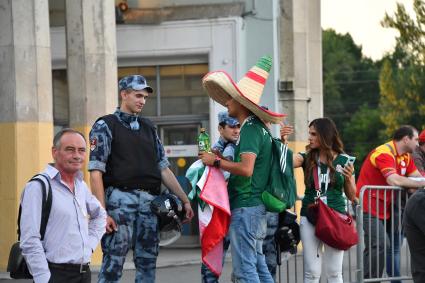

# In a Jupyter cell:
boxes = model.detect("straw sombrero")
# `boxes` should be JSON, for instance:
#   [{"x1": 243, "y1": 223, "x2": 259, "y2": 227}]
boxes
[{"x1": 202, "y1": 56, "x2": 286, "y2": 124}]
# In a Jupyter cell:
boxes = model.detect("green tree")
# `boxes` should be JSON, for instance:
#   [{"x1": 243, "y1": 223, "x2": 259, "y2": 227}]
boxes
[
  {"x1": 379, "y1": 0, "x2": 425, "y2": 134},
  {"x1": 323, "y1": 29, "x2": 356, "y2": 120},
  {"x1": 322, "y1": 29, "x2": 383, "y2": 161},
  {"x1": 343, "y1": 105, "x2": 384, "y2": 166},
  {"x1": 323, "y1": 29, "x2": 359, "y2": 126},
  {"x1": 382, "y1": 0, "x2": 425, "y2": 65},
  {"x1": 322, "y1": 29, "x2": 381, "y2": 125}
]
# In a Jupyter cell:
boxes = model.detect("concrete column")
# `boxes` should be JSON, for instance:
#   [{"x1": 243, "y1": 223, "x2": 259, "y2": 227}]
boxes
[
  {"x1": 65, "y1": 0, "x2": 117, "y2": 264},
  {"x1": 65, "y1": 0, "x2": 118, "y2": 138},
  {"x1": 0, "y1": 0, "x2": 53, "y2": 269},
  {"x1": 306, "y1": 0, "x2": 323, "y2": 120},
  {"x1": 279, "y1": 0, "x2": 323, "y2": 139},
  {"x1": 279, "y1": 0, "x2": 323, "y2": 140},
  {"x1": 279, "y1": 0, "x2": 323, "y2": 200}
]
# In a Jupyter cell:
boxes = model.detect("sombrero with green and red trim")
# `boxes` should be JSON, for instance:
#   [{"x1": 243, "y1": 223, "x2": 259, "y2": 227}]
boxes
[{"x1": 202, "y1": 55, "x2": 286, "y2": 124}]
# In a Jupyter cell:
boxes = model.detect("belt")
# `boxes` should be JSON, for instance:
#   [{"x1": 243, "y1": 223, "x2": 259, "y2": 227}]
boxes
[
  {"x1": 48, "y1": 262, "x2": 90, "y2": 273},
  {"x1": 118, "y1": 187, "x2": 158, "y2": 194}
]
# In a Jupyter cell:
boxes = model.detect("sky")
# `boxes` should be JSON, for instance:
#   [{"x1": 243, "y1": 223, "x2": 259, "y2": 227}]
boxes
[{"x1": 321, "y1": 0, "x2": 414, "y2": 61}]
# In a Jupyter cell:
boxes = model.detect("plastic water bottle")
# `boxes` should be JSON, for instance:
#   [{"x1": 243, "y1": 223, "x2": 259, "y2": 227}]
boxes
[{"x1": 198, "y1": 128, "x2": 211, "y2": 153}]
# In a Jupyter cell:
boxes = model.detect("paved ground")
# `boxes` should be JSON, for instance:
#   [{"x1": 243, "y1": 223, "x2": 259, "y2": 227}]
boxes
[
  {"x1": 0, "y1": 248, "x2": 229, "y2": 283},
  {"x1": 0, "y1": 261, "x2": 234, "y2": 283},
  {"x1": 0, "y1": 245, "x2": 414, "y2": 283}
]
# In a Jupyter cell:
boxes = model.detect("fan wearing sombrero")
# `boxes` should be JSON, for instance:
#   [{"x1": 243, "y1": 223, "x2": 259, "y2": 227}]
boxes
[{"x1": 199, "y1": 56, "x2": 284, "y2": 283}]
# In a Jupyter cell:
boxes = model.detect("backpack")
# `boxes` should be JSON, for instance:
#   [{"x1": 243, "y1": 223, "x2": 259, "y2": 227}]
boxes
[
  {"x1": 7, "y1": 174, "x2": 53, "y2": 279},
  {"x1": 261, "y1": 128, "x2": 297, "y2": 213}
]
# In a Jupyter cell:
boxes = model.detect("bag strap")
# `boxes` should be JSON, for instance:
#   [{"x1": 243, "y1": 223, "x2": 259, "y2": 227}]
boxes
[
  {"x1": 314, "y1": 163, "x2": 352, "y2": 214},
  {"x1": 261, "y1": 123, "x2": 290, "y2": 185},
  {"x1": 18, "y1": 174, "x2": 53, "y2": 241},
  {"x1": 38, "y1": 175, "x2": 53, "y2": 240},
  {"x1": 260, "y1": 123, "x2": 286, "y2": 164},
  {"x1": 266, "y1": 140, "x2": 274, "y2": 188},
  {"x1": 258, "y1": 123, "x2": 274, "y2": 187}
]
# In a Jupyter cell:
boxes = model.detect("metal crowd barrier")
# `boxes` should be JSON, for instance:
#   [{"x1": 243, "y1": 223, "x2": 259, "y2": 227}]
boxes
[
  {"x1": 275, "y1": 186, "x2": 413, "y2": 283},
  {"x1": 357, "y1": 185, "x2": 412, "y2": 283}
]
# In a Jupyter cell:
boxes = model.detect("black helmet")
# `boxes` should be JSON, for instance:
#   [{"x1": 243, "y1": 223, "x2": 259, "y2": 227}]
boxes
[
  {"x1": 150, "y1": 194, "x2": 186, "y2": 246},
  {"x1": 275, "y1": 210, "x2": 300, "y2": 255}
]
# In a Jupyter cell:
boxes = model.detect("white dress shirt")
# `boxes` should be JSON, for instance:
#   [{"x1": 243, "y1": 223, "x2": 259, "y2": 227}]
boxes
[{"x1": 20, "y1": 164, "x2": 106, "y2": 283}]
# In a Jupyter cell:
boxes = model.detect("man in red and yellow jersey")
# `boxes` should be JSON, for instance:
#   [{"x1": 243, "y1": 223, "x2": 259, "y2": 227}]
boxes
[{"x1": 357, "y1": 125, "x2": 425, "y2": 281}]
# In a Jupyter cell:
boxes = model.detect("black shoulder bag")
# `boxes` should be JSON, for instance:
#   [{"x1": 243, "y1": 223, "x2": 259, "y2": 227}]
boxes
[{"x1": 7, "y1": 174, "x2": 53, "y2": 279}]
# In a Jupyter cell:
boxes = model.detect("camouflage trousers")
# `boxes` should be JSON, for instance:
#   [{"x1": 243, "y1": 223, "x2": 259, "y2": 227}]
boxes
[
  {"x1": 201, "y1": 212, "x2": 278, "y2": 283},
  {"x1": 98, "y1": 187, "x2": 159, "y2": 283}
]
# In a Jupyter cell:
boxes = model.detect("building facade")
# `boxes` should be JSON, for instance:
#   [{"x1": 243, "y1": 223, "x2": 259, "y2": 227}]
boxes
[{"x1": 0, "y1": 0, "x2": 322, "y2": 268}]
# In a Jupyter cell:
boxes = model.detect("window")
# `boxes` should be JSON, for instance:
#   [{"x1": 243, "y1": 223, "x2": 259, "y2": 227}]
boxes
[
  {"x1": 52, "y1": 70, "x2": 69, "y2": 130},
  {"x1": 118, "y1": 63, "x2": 209, "y2": 117},
  {"x1": 159, "y1": 64, "x2": 209, "y2": 116},
  {"x1": 51, "y1": 63, "x2": 209, "y2": 131}
]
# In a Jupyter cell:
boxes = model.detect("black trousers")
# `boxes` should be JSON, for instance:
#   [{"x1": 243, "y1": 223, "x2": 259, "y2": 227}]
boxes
[{"x1": 47, "y1": 265, "x2": 91, "y2": 283}]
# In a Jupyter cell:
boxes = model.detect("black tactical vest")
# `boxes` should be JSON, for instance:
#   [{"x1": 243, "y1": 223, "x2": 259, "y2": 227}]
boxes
[{"x1": 101, "y1": 114, "x2": 161, "y2": 194}]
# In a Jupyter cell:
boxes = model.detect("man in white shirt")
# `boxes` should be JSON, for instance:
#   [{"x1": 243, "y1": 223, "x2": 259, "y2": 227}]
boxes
[{"x1": 20, "y1": 128, "x2": 107, "y2": 283}]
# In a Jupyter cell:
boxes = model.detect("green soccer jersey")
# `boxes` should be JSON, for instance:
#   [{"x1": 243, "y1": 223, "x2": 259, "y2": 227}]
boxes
[
  {"x1": 300, "y1": 152, "x2": 353, "y2": 215},
  {"x1": 227, "y1": 116, "x2": 272, "y2": 209}
]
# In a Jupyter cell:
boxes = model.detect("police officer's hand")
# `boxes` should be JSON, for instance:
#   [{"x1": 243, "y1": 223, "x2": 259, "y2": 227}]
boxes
[
  {"x1": 182, "y1": 202, "x2": 194, "y2": 223},
  {"x1": 106, "y1": 215, "x2": 118, "y2": 233}
]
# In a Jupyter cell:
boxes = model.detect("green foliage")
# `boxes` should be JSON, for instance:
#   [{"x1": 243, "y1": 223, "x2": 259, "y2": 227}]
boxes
[
  {"x1": 382, "y1": 0, "x2": 425, "y2": 65},
  {"x1": 343, "y1": 104, "x2": 385, "y2": 168},
  {"x1": 322, "y1": 29, "x2": 381, "y2": 165},
  {"x1": 322, "y1": 29, "x2": 380, "y2": 125},
  {"x1": 379, "y1": 0, "x2": 425, "y2": 135},
  {"x1": 379, "y1": 60, "x2": 398, "y2": 136},
  {"x1": 323, "y1": 1, "x2": 425, "y2": 175}
]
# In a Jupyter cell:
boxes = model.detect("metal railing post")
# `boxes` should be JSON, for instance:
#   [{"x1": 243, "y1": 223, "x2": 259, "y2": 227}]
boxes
[
  {"x1": 357, "y1": 185, "x2": 412, "y2": 283},
  {"x1": 357, "y1": 203, "x2": 364, "y2": 283}
]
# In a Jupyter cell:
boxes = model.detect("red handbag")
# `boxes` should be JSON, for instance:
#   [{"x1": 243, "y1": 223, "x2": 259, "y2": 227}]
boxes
[{"x1": 312, "y1": 165, "x2": 358, "y2": 250}]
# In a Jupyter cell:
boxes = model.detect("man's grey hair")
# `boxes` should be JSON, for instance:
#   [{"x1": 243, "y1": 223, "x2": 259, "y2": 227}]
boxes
[{"x1": 53, "y1": 128, "x2": 86, "y2": 148}]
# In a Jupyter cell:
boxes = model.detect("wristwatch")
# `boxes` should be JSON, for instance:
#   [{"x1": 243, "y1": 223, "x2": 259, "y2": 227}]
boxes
[{"x1": 213, "y1": 156, "x2": 221, "y2": 168}]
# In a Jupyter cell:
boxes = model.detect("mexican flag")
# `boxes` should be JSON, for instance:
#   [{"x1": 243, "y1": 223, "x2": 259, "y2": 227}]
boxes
[{"x1": 197, "y1": 166, "x2": 231, "y2": 277}]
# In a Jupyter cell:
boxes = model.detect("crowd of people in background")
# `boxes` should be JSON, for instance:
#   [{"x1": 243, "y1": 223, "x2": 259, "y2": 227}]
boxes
[{"x1": 16, "y1": 55, "x2": 425, "y2": 283}]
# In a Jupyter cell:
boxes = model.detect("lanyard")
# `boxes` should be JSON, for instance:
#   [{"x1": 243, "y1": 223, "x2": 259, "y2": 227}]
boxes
[{"x1": 313, "y1": 160, "x2": 330, "y2": 198}]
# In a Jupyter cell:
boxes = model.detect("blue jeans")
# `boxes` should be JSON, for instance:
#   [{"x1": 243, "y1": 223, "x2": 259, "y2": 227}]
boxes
[
  {"x1": 229, "y1": 205, "x2": 274, "y2": 283},
  {"x1": 201, "y1": 212, "x2": 278, "y2": 283},
  {"x1": 98, "y1": 188, "x2": 159, "y2": 283}
]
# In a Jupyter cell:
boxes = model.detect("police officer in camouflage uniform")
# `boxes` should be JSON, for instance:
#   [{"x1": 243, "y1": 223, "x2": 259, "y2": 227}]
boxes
[{"x1": 89, "y1": 75, "x2": 194, "y2": 283}]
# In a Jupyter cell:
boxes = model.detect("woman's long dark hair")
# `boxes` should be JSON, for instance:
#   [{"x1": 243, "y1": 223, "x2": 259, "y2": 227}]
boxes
[{"x1": 304, "y1": 117, "x2": 344, "y2": 187}]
